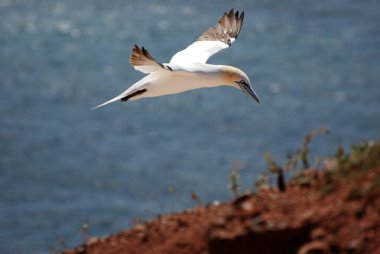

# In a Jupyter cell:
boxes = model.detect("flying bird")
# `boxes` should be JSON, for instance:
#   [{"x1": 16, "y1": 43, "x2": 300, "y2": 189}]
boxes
[{"x1": 94, "y1": 9, "x2": 259, "y2": 109}]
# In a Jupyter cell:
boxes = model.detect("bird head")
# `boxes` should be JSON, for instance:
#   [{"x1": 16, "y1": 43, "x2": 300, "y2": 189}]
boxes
[{"x1": 225, "y1": 67, "x2": 260, "y2": 103}]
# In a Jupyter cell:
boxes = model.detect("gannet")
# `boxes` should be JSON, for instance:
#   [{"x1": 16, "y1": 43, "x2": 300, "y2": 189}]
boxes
[{"x1": 94, "y1": 9, "x2": 259, "y2": 109}]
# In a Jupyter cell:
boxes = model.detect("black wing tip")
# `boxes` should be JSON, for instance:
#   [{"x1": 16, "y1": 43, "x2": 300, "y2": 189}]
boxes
[
  {"x1": 132, "y1": 44, "x2": 150, "y2": 57},
  {"x1": 195, "y1": 9, "x2": 245, "y2": 44},
  {"x1": 225, "y1": 8, "x2": 244, "y2": 17},
  {"x1": 223, "y1": 9, "x2": 245, "y2": 29},
  {"x1": 120, "y1": 89, "x2": 147, "y2": 102}
]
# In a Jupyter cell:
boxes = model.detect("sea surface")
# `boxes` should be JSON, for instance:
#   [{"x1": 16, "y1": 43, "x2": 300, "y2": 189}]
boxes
[{"x1": 1, "y1": 0, "x2": 379, "y2": 252}]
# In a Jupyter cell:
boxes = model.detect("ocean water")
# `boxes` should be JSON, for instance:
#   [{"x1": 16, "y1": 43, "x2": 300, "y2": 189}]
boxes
[{"x1": 0, "y1": 0, "x2": 379, "y2": 252}]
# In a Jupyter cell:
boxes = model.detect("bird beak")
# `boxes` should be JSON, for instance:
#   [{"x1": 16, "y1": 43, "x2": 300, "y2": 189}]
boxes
[{"x1": 236, "y1": 81, "x2": 260, "y2": 103}]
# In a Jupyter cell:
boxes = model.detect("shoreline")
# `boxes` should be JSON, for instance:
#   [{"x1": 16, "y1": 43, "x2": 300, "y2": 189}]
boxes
[{"x1": 63, "y1": 140, "x2": 380, "y2": 254}]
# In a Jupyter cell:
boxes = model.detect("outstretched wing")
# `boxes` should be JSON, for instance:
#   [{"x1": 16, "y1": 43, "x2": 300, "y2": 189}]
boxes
[
  {"x1": 130, "y1": 45, "x2": 171, "y2": 73},
  {"x1": 170, "y1": 9, "x2": 244, "y2": 65}
]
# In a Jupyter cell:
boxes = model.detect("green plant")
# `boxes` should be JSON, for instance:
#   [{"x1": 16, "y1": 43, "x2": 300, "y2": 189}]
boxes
[
  {"x1": 228, "y1": 161, "x2": 241, "y2": 198},
  {"x1": 46, "y1": 233, "x2": 66, "y2": 254},
  {"x1": 255, "y1": 127, "x2": 331, "y2": 191},
  {"x1": 80, "y1": 219, "x2": 90, "y2": 244},
  {"x1": 254, "y1": 173, "x2": 269, "y2": 191},
  {"x1": 299, "y1": 127, "x2": 330, "y2": 169}
]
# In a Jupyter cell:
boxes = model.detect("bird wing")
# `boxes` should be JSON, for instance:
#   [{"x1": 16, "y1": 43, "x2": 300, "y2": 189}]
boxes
[
  {"x1": 170, "y1": 9, "x2": 244, "y2": 65},
  {"x1": 130, "y1": 45, "x2": 172, "y2": 73}
]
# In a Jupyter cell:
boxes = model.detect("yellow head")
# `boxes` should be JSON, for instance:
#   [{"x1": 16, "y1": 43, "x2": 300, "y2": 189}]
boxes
[{"x1": 222, "y1": 66, "x2": 260, "y2": 103}]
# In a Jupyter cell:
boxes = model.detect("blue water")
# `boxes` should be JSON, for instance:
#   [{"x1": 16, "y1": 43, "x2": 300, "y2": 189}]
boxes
[{"x1": 1, "y1": 0, "x2": 379, "y2": 253}]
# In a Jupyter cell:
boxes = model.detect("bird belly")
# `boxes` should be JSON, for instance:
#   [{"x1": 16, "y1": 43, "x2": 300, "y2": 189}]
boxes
[{"x1": 137, "y1": 71, "x2": 225, "y2": 99}]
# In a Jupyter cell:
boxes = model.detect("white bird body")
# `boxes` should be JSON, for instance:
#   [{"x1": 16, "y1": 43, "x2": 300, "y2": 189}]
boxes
[
  {"x1": 94, "y1": 9, "x2": 259, "y2": 109},
  {"x1": 135, "y1": 65, "x2": 230, "y2": 97}
]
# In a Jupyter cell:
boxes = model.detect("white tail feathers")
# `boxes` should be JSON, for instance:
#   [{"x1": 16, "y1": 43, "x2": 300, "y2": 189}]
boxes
[{"x1": 92, "y1": 94, "x2": 125, "y2": 110}]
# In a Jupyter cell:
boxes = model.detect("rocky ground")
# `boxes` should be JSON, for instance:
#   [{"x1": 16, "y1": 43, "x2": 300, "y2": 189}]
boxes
[{"x1": 63, "y1": 140, "x2": 380, "y2": 254}]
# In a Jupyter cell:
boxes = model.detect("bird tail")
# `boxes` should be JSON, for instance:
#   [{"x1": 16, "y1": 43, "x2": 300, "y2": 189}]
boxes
[
  {"x1": 92, "y1": 85, "x2": 146, "y2": 110},
  {"x1": 92, "y1": 76, "x2": 151, "y2": 109},
  {"x1": 92, "y1": 94, "x2": 125, "y2": 109}
]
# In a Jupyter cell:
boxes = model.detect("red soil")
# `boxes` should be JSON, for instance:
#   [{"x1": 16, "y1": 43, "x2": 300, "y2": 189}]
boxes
[{"x1": 63, "y1": 164, "x2": 380, "y2": 254}]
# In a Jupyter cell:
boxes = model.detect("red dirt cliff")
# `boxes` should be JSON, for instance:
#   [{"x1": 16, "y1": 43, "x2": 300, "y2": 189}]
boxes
[{"x1": 63, "y1": 141, "x2": 380, "y2": 254}]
